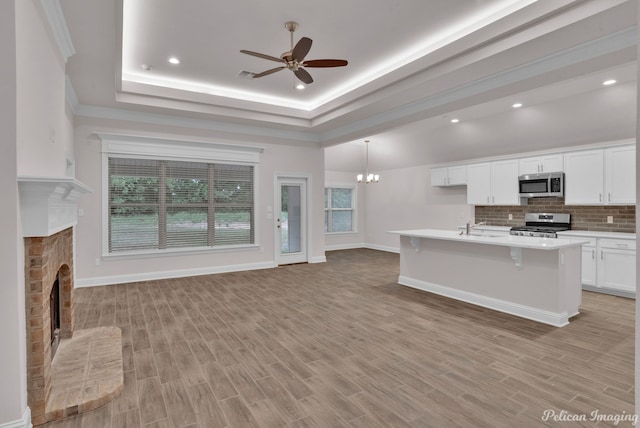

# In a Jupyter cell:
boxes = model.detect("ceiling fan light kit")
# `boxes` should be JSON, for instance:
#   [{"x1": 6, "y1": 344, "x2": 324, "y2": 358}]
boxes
[{"x1": 240, "y1": 21, "x2": 348, "y2": 85}]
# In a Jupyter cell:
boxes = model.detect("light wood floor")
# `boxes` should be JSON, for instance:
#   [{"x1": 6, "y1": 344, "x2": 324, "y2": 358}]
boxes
[{"x1": 42, "y1": 249, "x2": 635, "y2": 428}]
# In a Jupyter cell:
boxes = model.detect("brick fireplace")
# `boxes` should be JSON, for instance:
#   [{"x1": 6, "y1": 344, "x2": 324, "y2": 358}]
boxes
[
  {"x1": 19, "y1": 177, "x2": 123, "y2": 426},
  {"x1": 24, "y1": 228, "x2": 74, "y2": 425}
]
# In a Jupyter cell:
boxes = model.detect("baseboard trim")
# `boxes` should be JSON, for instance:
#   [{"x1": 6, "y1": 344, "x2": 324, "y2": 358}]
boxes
[
  {"x1": 365, "y1": 243, "x2": 400, "y2": 254},
  {"x1": 0, "y1": 407, "x2": 31, "y2": 428},
  {"x1": 324, "y1": 243, "x2": 399, "y2": 253},
  {"x1": 582, "y1": 284, "x2": 635, "y2": 299},
  {"x1": 398, "y1": 275, "x2": 570, "y2": 327},
  {"x1": 324, "y1": 243, "x2": 366, "y2": 251},
  {"x1": 75, "y1": 261, "x2": 277, "y2": 287},
  {"x1": 309, "y1": 256, "x2": 327, "y2": 264}
]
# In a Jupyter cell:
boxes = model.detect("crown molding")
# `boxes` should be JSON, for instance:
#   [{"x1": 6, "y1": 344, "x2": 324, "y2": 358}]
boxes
[{"x1": 39, "y1": 0, "x2": 75, "y2": 62}]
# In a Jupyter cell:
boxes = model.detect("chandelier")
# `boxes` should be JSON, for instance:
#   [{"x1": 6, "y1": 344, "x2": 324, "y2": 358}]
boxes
[{"x1": 356, "y1": 140, "x2": 379, "y2": 183}]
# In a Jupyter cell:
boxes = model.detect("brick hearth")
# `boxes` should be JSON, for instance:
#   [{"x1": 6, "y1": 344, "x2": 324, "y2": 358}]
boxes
[
  {"x1": 25, "y1": 228, "x2": 75, "y2": 425},
  {"x1": 24, "y1": 227, "x2": 123, "y2": 426}
]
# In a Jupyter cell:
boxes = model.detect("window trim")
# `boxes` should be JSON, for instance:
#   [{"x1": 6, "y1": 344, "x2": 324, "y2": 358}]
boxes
[
  {"x1": 99, "y1": 133, "x2": 262, "y2": 257},
  {"x1": 324, "y1": 184, "x2": 357, "y2": 235}
]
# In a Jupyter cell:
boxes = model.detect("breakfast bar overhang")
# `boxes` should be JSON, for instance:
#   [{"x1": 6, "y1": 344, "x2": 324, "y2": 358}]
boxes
[{"x1": 389, "y1": 229, "x2": 591, "y2": 327}]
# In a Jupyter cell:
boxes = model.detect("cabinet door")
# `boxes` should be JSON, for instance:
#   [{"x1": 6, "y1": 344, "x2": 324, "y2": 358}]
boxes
[
  {"x1": 605, "y1": 145, "x2": 635, "y2": 204},
  {"x1": 597, "y1": 247, "x2": 636, "y2": 293},
  {"x1": 430, "y1": 167, "x2": 449, "y2": 187},
  {"x1": 466, "y1": 163, "x2": 491, "y2": 205},
  {"x1": 447, "y1": 165, "x2": 467, "y2": 186},
  {"x1": 564, "y1": 150, "x2": 604, "y2": 205},
  {"x1": 539, "y1": 154, "x2": 563, "y2": 173},
  {"x1": 518, "y1": 157, "x2": 542, "y2": 175},
  {"x1": 491, "y1": 160, "x2": 519, "y2": 205},
  {"x1": 581, "y1": 246, "x2": 597, "y2": 286}
]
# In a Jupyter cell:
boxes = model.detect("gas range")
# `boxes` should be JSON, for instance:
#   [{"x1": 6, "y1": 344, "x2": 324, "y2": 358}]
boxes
[{"x1": 509, "y1": 213, "x2": 570, "y2": 238}]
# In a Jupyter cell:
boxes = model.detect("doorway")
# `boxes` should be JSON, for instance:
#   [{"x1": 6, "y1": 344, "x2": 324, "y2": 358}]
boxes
[{"x1": 275, "y1": 176, "x2": 308, "y2": 265}]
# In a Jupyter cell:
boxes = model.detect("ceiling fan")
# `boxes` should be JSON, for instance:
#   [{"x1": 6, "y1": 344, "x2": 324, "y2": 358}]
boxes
[{"x1": 240, "y1": 21, "x2": 348, "y2": 85}]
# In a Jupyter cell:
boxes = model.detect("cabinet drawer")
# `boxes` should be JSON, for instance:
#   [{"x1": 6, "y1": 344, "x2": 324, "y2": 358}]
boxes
[
  {"x1": 599, "y1": 239, "x2": 635, "y2": 251},
  {"x1": 558, "y1": 235, "x2": 596, "y2": 247}
]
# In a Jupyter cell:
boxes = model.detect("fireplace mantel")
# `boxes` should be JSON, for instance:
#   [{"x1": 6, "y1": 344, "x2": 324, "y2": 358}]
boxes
[{"x1": 18, "y1": 176, "x2": 92, "y2": 237}]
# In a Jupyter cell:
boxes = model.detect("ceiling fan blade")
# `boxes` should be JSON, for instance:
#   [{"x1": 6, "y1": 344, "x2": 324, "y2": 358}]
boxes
[
  {"x1": 292, "y1": 37, "x2": 312, "y2": 61},
  {"x1": 294, "y1": 68, "x2": 313, "y2": 84},
  {"x1": 303, "y1": 59, "x2": 348, "y2": 68},
  {"x1": 253, "y1": 67, "x2": 285, "y2": 78},
  {"x1": 240, "y1": 50, "x2": 284, "y2": 63}
]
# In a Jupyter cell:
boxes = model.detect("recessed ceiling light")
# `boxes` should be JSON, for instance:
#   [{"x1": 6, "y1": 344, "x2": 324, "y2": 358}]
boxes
[
  {"x1": 450, "y1": 118, "x2": 460, "y2": 123},
  {"x1": 168, "y1": 57, "x2": 180, "y2": 65},
  {"x1": 602, "y1": 79, "x2": 616, "y2": 86},
  {"x1": 295, "y1": 83, "x2": 305, "y2": 90},
  {"x1": 512, "y1": 102, "x2": 523, "y2": 108}
]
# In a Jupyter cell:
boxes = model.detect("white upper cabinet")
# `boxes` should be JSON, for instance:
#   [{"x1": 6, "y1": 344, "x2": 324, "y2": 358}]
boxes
[
  {"x1": 431, "y1": 165, "x2": 467, "y2": 187},
  {"x1": 564, "y1": 145, "x2": 635, "y2": 205},
  {"x1": 466, "y1": 163, "x2": 492, "y2": 205},
  {"x1": 518, "y1": 154, "x2": 563, "y2": 175},
  {"x1": 564, "y1": 150, "x2": 605, "y2": 204},
  {"x1": 605, "y1": 145, "x2": 635, "y2": 204},
  {"x1": 466, "y1": 160, "x2": 518, "y2": 205}
]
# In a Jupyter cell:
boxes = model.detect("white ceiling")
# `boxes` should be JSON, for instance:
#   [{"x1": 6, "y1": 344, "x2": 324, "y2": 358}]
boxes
[{"x1": 59, "y1": 0, "x2": 637, "y2": 162}]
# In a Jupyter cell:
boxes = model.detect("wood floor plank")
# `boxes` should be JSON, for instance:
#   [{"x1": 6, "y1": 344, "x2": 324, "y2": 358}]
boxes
[
  {"x1": 137, "y1": 377, "x2": 167, "y2": 425},
  {"x1": 224, "y1": 364, "x2": 266, "y2": 404},
  {"x1": 219, "y1": 396, "x2": 261, "y2": 428},
  {"x1": 254, "y1": 376, "x2": 303, "y2": 422},
  {"x1": 201, "y1": 362, "x2": 238, "y2": 400},
  {"x1": 40, "y1": 249, "x2": 634, "y2": 428},
  {"x1": 160, "y1": 380, "x2": 197, "y2": 428},
  {"x1": 186, "y1": 382, "x2": 228, "y2": 428},
  {"x1": 133, "y1": 348, "x2": 158, "y2": 380}
]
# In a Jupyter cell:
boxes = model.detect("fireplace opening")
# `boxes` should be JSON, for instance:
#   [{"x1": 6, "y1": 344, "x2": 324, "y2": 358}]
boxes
[{"x1": 50, "y1": 272, "x2": 61, "y2": 358}]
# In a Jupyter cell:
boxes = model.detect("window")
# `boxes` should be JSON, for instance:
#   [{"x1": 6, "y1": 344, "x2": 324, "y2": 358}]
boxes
[
  {"x1": 108, "y1": 157, "x2": 254, "y2": 253},
  {"x1": 324, "y1": 187, "x2": 355, "y2": 233}
]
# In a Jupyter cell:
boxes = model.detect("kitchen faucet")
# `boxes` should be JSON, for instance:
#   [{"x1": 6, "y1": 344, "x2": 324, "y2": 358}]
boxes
[{"x1": 465, "y1": 221, "x2": 486, "y2": 235}]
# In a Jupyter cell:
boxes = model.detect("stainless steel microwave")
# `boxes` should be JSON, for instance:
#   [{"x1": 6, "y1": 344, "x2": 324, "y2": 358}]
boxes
[{"x1": 518, "y1": 172, "x2": 564, "y2": 198}]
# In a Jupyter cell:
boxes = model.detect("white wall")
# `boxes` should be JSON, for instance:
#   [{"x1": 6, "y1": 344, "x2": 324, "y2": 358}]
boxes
[
  {"x1": 73, "y1": 116, "x2": 326, "y2": 286},
  {"x1": 0, "y1": 1, "x2": 26, "y2": 425},
  {"x1": 1, "y1": 0, "x2": 73, "y2": 425},
  {"x1": 16, "y1": 1, "x2": 74, "y2": 177},
  {"x1": 324, "y1": 170, "x2": 366, "y2": 250},
  {"x1": 364, "y1": 164, "x2": 472, "y2": 252}
]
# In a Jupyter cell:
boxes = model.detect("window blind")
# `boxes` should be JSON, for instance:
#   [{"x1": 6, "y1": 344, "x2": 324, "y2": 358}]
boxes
[
  {"x1": 108, "y1": 157, "x2": 254, "y2": 253},
  {"x1": 324, "y1": 187, "x2": 354, "y2": 232}
]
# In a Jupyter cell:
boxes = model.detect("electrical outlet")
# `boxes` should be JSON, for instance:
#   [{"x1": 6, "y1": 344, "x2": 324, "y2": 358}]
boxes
[
  {"x1": 508, "y1": 214, "x2": 513, "y2": 220},
  {"x1": 607, "y1": 216, "x2": 613, "y2": 224},
  {"x1": 95, "y1": 258, "x2": 101, "y2": 266}
]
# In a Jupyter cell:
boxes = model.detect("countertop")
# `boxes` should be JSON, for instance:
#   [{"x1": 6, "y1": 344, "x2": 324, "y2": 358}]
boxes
[
  {"x1": 557, "y1": 230, "x2": 636, "y2": 240},
  {"x1": 456, "y1": 225, "x2": 511, "y2": 233},
  {"x1": 389, "y1": 229, "x2": 591, "y2": 250}
]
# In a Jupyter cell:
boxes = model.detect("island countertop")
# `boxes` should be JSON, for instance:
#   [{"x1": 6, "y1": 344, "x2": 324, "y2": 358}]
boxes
[{"x1": 389, "y1": 229, "x2": 591, "y2": 250}]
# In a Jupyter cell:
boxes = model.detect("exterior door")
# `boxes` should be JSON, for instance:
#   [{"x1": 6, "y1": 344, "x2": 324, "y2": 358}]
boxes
[{"x1": 275, "y1": 177, "x2": 307, "y2": 265}]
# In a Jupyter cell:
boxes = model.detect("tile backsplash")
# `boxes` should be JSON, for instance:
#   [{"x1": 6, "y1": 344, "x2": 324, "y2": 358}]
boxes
[{"x1": 475, "y1": 198, "x2": 635, "y2": 233}]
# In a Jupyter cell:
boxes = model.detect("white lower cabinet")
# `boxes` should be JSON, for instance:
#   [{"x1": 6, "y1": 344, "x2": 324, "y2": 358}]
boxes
[
  {"x1": 597, "y1": 239, "x2": 636, "y2": 294},
  {"x1": 560, "y1": 233, "x2": 636, "y2": 297},
  {"x1": 580, "y1": 238, "x2": 597, "y2": 287}
]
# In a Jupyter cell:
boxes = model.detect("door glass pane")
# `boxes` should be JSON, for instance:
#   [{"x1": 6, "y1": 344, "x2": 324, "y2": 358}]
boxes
[{"x1": 281, "y1": 185, "x2": 301, "y2": 254}]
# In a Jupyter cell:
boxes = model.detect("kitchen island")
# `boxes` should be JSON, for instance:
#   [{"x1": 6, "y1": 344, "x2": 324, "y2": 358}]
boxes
[{"x1": 389, "y1": 229, "x2": 591, "y2": 327}]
